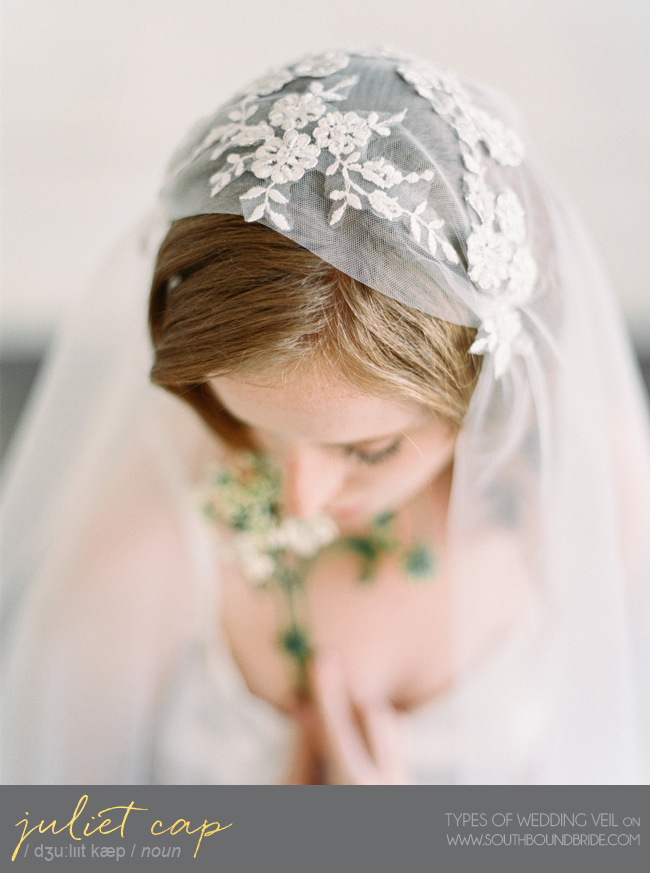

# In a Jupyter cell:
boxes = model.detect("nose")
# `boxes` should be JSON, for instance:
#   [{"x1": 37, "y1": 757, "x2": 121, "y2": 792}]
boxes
[{"x1": 281, "y1": 446, "x2": 346, "y2": 518}]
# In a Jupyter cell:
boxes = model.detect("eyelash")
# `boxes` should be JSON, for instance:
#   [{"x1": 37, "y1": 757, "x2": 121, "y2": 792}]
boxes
[{"x1": 344, "y1": 437, "x2": 403, "y2": 465}]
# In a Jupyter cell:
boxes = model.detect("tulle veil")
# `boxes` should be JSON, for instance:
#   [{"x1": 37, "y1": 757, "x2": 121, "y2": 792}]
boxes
[{"x1": 2, "y1": 51, "x2": 649, "y2": 784}]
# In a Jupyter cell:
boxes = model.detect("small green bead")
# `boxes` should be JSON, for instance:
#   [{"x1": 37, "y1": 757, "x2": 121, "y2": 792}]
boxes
[
  {"x1": 277, "y1": 568, "x2": 303, "y2": 592},
  {"x1": 344, "y1": 536, "x2": 379, "y2": 561},
  {"x1": 404, "y1": 545, "x2": 436, "y2": 579},
  {"x1": 281, "y1": 626, "x2": 311, "y2": 663},
  {"x1": 358, "y1": 562, "x2": 377, "y2": 584},
  {"x1": 373, "y1": 511, "x2": 396, "y2": 529}
]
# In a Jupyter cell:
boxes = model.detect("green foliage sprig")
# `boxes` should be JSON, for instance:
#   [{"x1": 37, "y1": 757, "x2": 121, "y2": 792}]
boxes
[{"x1": 201, "y1": 452, "x2": 437, "y2": 698}]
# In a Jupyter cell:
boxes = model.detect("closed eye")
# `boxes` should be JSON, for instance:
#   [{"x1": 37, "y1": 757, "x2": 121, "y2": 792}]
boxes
[{"x1": 344, "y1": 436, "x2": 404, "y2": 465}]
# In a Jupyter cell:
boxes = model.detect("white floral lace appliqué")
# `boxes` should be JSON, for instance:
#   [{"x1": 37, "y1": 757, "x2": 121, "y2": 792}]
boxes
[
  {"x1": 198, "y1": 69, "x2": 446, "y2": 246},
  {"x1": 397, "y1": 59, "x2": 537, "y2": 377},
  {"x1": 180, "y1": 50, "x2": 538, "y2": 378}
]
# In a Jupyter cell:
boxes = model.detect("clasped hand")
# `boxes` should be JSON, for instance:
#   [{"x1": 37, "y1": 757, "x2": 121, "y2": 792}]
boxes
[{"x1": 285, "y1": 651, "x2": 412, "y2": 785}]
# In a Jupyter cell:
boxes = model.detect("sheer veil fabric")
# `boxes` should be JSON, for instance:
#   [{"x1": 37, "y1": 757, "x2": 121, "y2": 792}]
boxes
[{"x1": 2, "y1": 50, "x2": 649, "y2": 784}]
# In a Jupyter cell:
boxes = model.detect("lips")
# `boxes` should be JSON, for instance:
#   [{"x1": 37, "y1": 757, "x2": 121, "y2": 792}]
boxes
[{"x1": 328, "y1": 503, "x2": 374, "y2": 533}]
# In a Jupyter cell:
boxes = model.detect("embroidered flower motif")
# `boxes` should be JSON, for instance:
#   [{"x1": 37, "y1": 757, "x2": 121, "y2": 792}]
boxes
[
  {"x1": 472, "y1": 109, "x2": 524, "y2": 166},
  {"x1": 321, "y1": 110, "x2": 421, "y2": 227},
  {"x1": 305, "y1": 76, "x2": 359, "y2": 103},
  {"x1": 269, "y1": 93, "x2": 326, "y2": 130},
  {"x1": 353, "y1": 157, "x2": 405, "y2": 189},
  {"x1": 209, "y1": 152, "x2": 249, "y2": 194},
  {"x1": 507, "y1": 246, "x2": 537, "y2": 303},
  {"x1": 439, "y1": 72, "x2": 471, "y2": 106},
  {"x1": 314, "y1": 111, "x2": 373, "y2": 156},
  {"x1": 466, "y1": 174, "x2": 495, "y2": 225},
  {"x1": 469, "y1": 298, "x2": 531, "y2": 378},
  {"x1": 230, "y1": 121, "x2": 274, "y2": 147},
  {"x1": 209, "y1": 170, "x2": 232, "y2": 196},
  {"x1": 496, "y1": 188, "x2": 526, "y2": 245},
  {"x1": 397, "y1": 61, "x2": 449, "y2": 111},
  {"x1": 368, "y1": 189, "x2": 403, "y2": 220},
  {"x1": 406, "y1": 202, "x2": 449, "y2": 257},
  {"x1": 467, "y1": 225, "x2": 512, "y2": 291},
  {"x1": 226, "y1": 152, "x2": 247, "y2": 176},
  {"x1": 454, "y1": 114, "x2": 482, "y2": 148},
  {"x1": 245, "y1": 67, "x2": 294, "y2": 97},
  {"x1": 293, "y1": 51, "x2": 350, "y2": 78},
  {"x1": 251, "y1": 130, "x2": 320, "y2": 184},
  {"x1": 177, "y1": 112, "x2": 268, "y2": 173}
]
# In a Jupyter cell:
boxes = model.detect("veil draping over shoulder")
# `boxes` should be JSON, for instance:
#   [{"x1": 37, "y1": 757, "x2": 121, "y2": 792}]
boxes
[{"x1": 2, "y1": 50, "x2": 649, "y2": 784}]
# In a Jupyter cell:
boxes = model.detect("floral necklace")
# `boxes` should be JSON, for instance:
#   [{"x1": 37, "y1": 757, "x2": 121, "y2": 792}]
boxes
[{"x1": 200, "y1": 452, "x2": 437, "y2": 699}]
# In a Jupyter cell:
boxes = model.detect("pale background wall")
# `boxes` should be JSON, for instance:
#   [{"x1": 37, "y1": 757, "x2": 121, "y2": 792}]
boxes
[{"x1": 2, "y1": 0, "x2": 650, "y2": 351}]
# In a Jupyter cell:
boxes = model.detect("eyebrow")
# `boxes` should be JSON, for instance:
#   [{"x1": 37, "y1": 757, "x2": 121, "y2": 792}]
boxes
[{"x1": 320, "y1": 432, "x2": 404, "y2": 451}]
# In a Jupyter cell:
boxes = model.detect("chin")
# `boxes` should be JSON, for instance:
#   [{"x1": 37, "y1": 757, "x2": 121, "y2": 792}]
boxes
[
  {"x1": 328, "y1": 503, "x2": 373, "y2": 531},
  {"x1": 330, "y1": 504, "x2": 364, "y2": 523}
]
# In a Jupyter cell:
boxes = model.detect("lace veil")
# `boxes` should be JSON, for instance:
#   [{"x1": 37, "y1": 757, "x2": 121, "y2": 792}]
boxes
[{"x1": 2, "y1": 50, "x2": 649, "y2": 783}]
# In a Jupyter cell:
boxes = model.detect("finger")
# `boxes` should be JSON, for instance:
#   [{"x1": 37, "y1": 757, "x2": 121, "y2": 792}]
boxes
[
  {"x1": 285, "y1": 704, "x2": 323, "y2": 784},
  {"x1": 362, "y1": 703, "x2": 411, "y2": 784},
  {"x1": 283, "y1": 729, "x2": 311, "y2": 784},
  {"x1": 310, "y1": 652, "x2": 377, "y2": 784}
]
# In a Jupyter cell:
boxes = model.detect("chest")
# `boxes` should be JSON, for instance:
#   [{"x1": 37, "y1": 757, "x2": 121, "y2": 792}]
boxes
[{"x1": 219, "y1": 546, "x2": 454, "y2": 715}]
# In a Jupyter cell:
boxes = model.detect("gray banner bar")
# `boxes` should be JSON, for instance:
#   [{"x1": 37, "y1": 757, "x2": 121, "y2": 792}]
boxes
[{"x1": 1, "y1": 786, "x2": 647, "y2": 872}]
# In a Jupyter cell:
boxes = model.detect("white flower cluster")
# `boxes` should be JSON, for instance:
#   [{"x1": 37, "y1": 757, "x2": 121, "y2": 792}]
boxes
[
  {"x1": 397, "y1": 59, "x2": 537, "y2": 378},
  {"x1": 233, "y1": 514, "x2": 340, "y2": 586},
  {"x1": 201, "y1": 451, "x2": 340, "y2": 587}
]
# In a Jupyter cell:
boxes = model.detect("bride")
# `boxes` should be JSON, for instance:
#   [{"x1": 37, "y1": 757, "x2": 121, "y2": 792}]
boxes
[{"x1": 2, "y1": 49, "x2": 649, "y2": 785}]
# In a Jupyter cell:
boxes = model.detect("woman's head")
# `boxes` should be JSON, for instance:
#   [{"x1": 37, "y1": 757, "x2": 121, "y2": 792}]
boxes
[
  {"x1": 149, "y1": 214, "x2": 481, "y2": 522},
  {"x1": 147, "y1": 52, "x2": 545, "y2": 521},
  {"x1": 148, "y1": 50, "x2": 546, "y2": 520}
]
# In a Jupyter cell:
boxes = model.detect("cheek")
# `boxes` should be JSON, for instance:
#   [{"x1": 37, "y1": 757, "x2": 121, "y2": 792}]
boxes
[{"x1": 344, "y1": 438, "x2": 454, "y2": 505}]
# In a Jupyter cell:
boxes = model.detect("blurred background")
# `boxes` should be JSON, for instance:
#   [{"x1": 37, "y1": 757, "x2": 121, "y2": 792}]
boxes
[{"x1": 2, "y1": 0, "x2": 650, "y2": 458}]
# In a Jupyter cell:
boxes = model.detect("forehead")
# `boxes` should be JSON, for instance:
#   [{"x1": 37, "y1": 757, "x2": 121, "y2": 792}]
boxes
[{"x1": 210, "y1": 370, "x2": 425, "y2": 444}]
